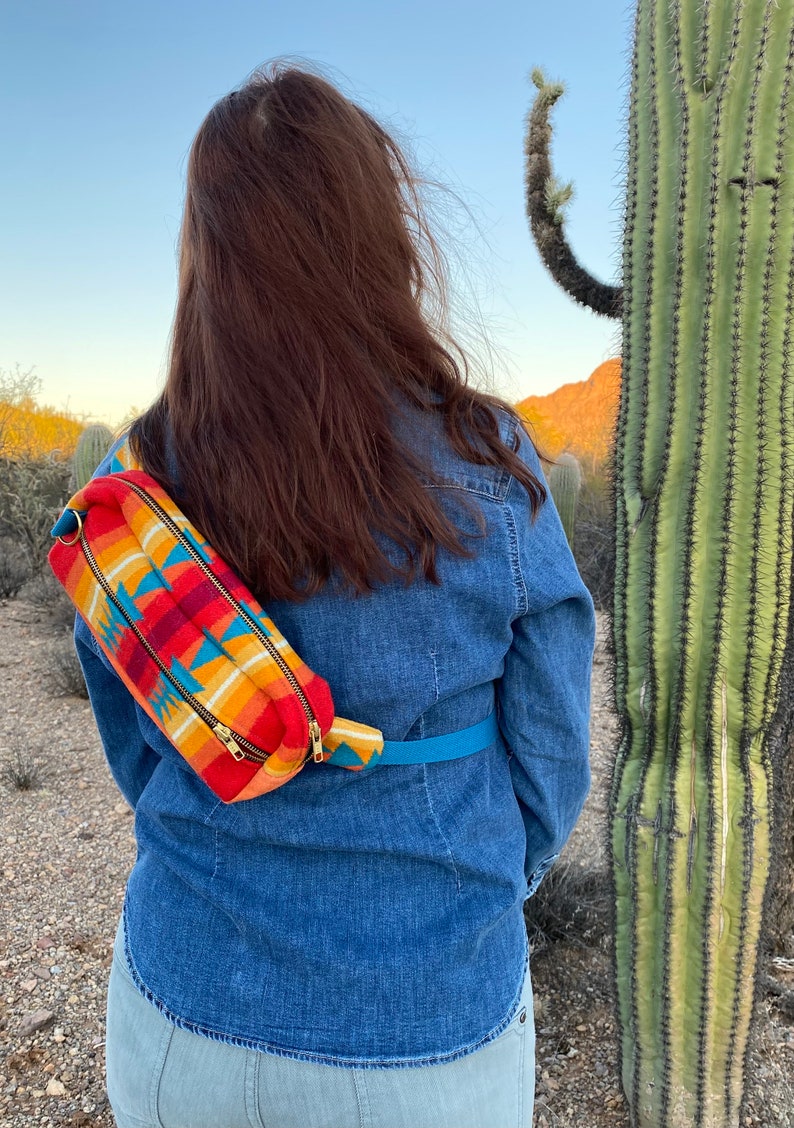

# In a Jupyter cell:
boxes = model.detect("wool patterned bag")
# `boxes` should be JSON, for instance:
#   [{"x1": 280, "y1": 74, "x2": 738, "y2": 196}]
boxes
[{"x1": 48, "y1": 438, "x2": 385, "y2": 802}]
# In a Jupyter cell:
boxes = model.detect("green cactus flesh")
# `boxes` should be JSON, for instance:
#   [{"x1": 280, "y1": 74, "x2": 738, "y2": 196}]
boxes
[
  {"x1": 547, "y1": 453, "x2": 582, "y2": 548},
  {"x1": 73, "y1": 424, "x2": 114, "y2": 491},
  {"x1": 610, "y1": 1, "x2": 794, "y2": 1125}
]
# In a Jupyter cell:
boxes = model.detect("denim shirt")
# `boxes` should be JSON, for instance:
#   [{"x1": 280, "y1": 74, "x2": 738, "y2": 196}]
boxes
[{"x1": 74, "y1": 406, "x2": 595, "y2": 1068}]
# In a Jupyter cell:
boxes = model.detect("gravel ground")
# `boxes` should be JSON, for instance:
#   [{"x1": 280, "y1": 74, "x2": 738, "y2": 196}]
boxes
[{"x1": 1, "y1": 598, "x2": 792, "y2": 1127}]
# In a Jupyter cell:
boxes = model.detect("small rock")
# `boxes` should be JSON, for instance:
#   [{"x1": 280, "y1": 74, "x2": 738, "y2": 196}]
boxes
[
  {"x1": 595, "y1": 1060, "x2": 607, "y2": 1077},
  {"x1": 45, "y1": 1077, "x2": 66, "y2": 1096},
  {"x1": 36, "y1": 937, "x2": 55, "y2": 950},
  {"x1": 19, "y1": 1009, "x2": 55, "y2": 1036},
  {"x1": 21, "y1": 979, "x2": 38, "y2": 993}
]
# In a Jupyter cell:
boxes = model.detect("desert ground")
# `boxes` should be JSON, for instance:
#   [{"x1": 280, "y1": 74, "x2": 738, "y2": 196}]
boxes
[{"x1": 1, "y1": 600, "x2": 792, "y2": 1127}]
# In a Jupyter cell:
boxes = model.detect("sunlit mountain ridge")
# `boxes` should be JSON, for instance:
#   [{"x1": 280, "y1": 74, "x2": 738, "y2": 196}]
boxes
[{"x1": 517, "y1": 358, "x2": 621, "y2": 475}]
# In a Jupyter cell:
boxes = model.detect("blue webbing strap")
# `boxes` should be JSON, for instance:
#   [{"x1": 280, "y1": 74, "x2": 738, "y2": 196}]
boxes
[{"x1": 327, "y1": 710, "x2": 500, "y2": 768}]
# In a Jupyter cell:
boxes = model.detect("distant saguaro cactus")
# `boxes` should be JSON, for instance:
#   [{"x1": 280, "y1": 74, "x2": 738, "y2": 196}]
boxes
[
  {"x1": 72, "y1": 424, "x2": 113, "y2": 491},
  {"x1": 526, "y1": 2, "x2": 794, "y2": 1125},
  {"x1": 547, "y1": 452, "x2": 582, "y2": 548}
]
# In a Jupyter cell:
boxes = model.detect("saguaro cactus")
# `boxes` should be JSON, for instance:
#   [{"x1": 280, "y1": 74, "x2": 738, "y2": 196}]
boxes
[
  {"x1": 527, "y1": 2, "x2": 794, "y2": 1125},
  {"x1": 72, "y1": 424, "x2": 113, "y2": 491},
  {"x1": 547, "y1": 452, "x2": 582, "y2": 549}
]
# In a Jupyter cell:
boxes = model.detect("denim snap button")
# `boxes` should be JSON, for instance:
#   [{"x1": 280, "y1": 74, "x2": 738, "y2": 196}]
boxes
[{"x1": 518, "y1": 1009, "x2": 527, "y2": 1024}]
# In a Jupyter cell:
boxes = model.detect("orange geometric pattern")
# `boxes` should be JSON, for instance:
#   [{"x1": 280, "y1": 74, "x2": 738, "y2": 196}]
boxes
[{"x1": 49, "y1": 439, "x2": 384, "y2": 802}]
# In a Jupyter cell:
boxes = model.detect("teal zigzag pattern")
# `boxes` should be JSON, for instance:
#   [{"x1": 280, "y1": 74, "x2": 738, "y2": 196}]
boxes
[
  {"x1": 115, "y1": 581, "x2": 143, "y2": 623},
  {"x1": 221, "y1": 617, "x2": 252, "y2": 644},
  {"x1": 170, "y1": 657, "x2": 204, "y2": 696},
  {"x1": 161, "y1": 541, "x2": 193, "y2": 573},
  {"x1": 97, "y1": 599, "x2": 127, "y2": 653},
  {"x1": 151, "y1": 674, "x2": 185, "y2": 723},
  {"x1": 181, "y1": 525, "x2": 213, "y2": 565},
  {"x1": 190, "y1": 626, "x2": 240, "y2": 670},
  {"x1": 239, "y1": 601, "x2": 272, "y2": 637},
  {"x1": 327, "y1": 743, "x2": 365, "y2": 768},
  {"x1": 132, "y1": 568, "x2": 169, "y2": 601}
]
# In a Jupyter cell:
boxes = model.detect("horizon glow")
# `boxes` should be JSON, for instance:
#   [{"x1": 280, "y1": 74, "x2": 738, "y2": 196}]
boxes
[{"x1": 1, "y1": 0, "x2": 629, "y2": 424}]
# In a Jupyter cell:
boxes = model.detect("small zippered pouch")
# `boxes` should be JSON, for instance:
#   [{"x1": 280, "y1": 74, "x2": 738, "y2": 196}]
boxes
[{"x1": 48, "y1": 442, "x2": 385, "y2": 802}]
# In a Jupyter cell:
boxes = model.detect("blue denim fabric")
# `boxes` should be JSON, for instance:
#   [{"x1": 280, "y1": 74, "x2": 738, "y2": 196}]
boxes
[
  {"x1": 74, "y1": 407, "x2": 595, "y2": 1068},
  {"x1": 106, "y1": 917, "x2": 535, "y2": 1128}
]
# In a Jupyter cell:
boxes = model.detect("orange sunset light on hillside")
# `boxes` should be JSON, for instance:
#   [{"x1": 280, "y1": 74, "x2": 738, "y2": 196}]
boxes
[
  {"x1": 517, "y1": 358, "x2": 621, "y2": 474},
  {"x1": 0, "y1": 400, "x2": 83, "y2": 461},
  {"x1": 0, "y1": 360, "x2": 624, "y2": 470}
]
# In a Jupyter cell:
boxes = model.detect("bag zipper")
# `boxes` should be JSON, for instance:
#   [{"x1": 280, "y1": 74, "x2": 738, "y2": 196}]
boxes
[{"x1": 74, "y1": 481, "x2": 324, "y2": 766}]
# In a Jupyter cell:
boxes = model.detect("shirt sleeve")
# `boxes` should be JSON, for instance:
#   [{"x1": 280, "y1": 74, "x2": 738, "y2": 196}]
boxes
[
  {"x1": 496, "y1": 429, "x2": 596, "y2": 894},
  {"x1": 74, "y1": 613, "x2": 161, "y2": 810}
]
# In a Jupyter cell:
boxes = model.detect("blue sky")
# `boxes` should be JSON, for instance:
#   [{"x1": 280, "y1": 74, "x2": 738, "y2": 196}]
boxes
[{"x1": 1, "y1": 1, "x2": 633, "y2": 423}]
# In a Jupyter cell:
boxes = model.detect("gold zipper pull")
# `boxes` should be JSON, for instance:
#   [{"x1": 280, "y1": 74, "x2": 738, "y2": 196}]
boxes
[
  {"x1": 309, "y1": 721, "x2": 325, "y2": 763},
  {"x1": 214, "y1": 723, "x2": 245, "y2": 761}
]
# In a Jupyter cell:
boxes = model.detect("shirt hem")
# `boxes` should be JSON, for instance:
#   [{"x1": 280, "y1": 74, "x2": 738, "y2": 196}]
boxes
[{"x1": 119, "y1": 905, "x2": 530, "y2": 1071}]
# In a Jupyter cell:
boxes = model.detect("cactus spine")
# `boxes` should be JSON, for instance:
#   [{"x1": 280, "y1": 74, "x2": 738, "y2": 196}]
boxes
[
  {"x1": 526, "y1": 1, "x2": 794, "y2": 1124},
  {"x1": 610, "y1": 2, "x2": 794, "y2": 1124},
  {"x1": 72, "y1": 424, "x2": 113, "y2": 491},
  {"x1": 547, "y1": 453, "x2": 582, "y2": 548}
]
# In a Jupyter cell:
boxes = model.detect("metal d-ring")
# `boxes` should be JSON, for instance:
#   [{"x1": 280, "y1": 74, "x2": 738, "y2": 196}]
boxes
[{"x1": 57, "y1": 510, "x2": 84, "y2": 546}]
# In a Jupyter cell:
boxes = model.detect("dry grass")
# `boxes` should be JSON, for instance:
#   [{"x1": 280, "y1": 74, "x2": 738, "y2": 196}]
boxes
[
  {"x1": 47, "y1": 635, "x2": 88, "y2": 699},
  {"x1": 0, "y1": 537, "x2": 31, "y2": 599},
  {"x1": 0, "y1": 730, "x2": 43, "y2": 791},
  {"x1": 524, "y1": 857, "x2": 611, "y2": 953}
]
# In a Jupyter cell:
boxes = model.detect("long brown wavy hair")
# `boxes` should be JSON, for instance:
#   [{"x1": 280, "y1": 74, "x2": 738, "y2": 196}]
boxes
[{"x1": 131, "y1": 64, "x2": 545, "y2": 601}]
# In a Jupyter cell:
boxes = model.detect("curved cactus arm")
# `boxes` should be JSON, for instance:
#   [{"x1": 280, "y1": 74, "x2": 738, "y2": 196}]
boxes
[{"x1": 524, "y1": 69, "x2": 623, "y2": 319}]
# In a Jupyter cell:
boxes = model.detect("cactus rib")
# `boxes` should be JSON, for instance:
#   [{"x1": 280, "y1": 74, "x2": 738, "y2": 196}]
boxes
[
  {"x1": 546, "y1": 453, "x2": 582, "y2": 548},
  {"x1": 72, "y1": 424, "x2": 114, "y2": 492},
  {"x1": 607, "y1": 1, "x2": 794, "y2": 1124}
]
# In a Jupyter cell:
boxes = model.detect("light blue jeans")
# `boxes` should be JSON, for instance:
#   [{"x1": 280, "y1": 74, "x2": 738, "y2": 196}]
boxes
[{"x1": 106, "y1": 925, "x2": 535, "y2": 1128}]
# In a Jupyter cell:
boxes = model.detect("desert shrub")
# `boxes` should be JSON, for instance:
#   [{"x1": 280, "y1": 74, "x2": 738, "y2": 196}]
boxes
[
  {"x1": 0, "y1": 455, "x2": 71, "y2": 570},
  {"x1": 0, "y1": 730, "x2": 43, "y2": 791},
  {"x1": 766, "y1": 711, "x2": 794, "y2": 958},
  {"x1": 0, "y1": 536, "x2": 32, "y2": 599},
  {"x1": 22, "y1": 568, "x2": 75, "y2": 632},
  {"x1": 0, "y1": 366, "x2": 78, "y2": 574},
  {"x1": 523, "y1": 857, "x2": 610, "y2": 952},
  {"x1": 571, "y1": 472, "x2": 614, "y2": 611},
  {"x1": 0, "y1": 365, "x2": 82, "y2": 461},
  {"x1": 48, "y1": 634, "x2": 89, "y2": 698}
]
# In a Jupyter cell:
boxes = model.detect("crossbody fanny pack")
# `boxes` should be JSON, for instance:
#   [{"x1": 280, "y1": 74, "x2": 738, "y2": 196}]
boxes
[{"x1": 48, "y1": 437, "x2": 498, "y2": 803}]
